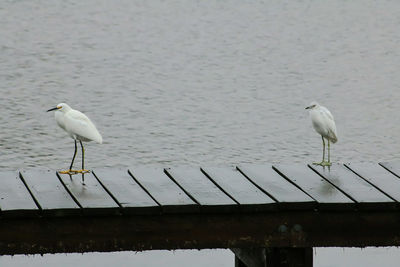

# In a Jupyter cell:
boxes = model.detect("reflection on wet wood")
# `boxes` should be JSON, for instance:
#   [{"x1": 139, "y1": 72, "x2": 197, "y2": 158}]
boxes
[
  {"x1": 237, "y1": 164, "x2": 315, "y2": 207},
  {"x1": 20, "y1": 170, "x2": 80, "y2": 216},
  {"x1": 345, "y1": 163, "x2": 400, "y2": 201},
  {"x1": 57, "y1": 171, "x2": 120, "y2": 215},
  {"x1": 0, "y1": 171, "x2": 38, "y2": 217},
  {"x1": 165, "y1": 167, "x2": 237, "y2": 206},
  {"x1": 274, "y1": 164, "x2": 353, "y2": 208},
  {"x1": 128, "y1": 167, "x2": 198, "y2": 213},
  {"x1": 93, "y1": 168, "x2": 160, "y2": 214},
  {"x1": 202, "y1": 167, "x2": 275, "y2": 205},
  {"x1": 309, "y1": 164, "x2": 393, "y2": 205}
]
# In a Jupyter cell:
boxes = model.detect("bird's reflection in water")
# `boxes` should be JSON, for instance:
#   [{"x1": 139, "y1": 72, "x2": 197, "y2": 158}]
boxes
[
  {"x1": 67, "y1": 172, "x2": 87, "y2": 185},
  {"x1": 315, "y1": 165, "x2": 342, "y2": 197},
  {"x1": 66, "y1": 173, "x2": 88, "y2": 198}
]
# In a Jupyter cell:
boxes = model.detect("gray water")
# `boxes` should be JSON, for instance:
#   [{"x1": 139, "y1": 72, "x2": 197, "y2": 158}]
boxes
[{"x1": 1, "y1": 0, "x2": 400, "y2": 266}]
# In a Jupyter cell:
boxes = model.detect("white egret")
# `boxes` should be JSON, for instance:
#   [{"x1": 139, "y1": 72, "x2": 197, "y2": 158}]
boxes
[
  {"x1": 47, "y1": 103, "x2": 102, "y2": 175},
  {"x1": 305, "y1": 101, "x2": 337, "y2": 166}
]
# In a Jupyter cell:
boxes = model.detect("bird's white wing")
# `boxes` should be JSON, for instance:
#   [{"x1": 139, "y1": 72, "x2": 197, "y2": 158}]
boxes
[
  {"x1": 320, "y1": 106, "x2": 334, "y2": 121},
  {"x1": 64, "y1": 110, "x2": 103, "y2": 143},
  {"x1": 320, "y1": 106, "x2": 338, "y2": 143}
]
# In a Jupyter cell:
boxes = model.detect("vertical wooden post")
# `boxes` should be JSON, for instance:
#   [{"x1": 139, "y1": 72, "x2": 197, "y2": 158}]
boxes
[
  {"x1": 231, "y1": 248, "x2": 266, "y2": 266},
  {"x1": 265, "y1": 247, "x2": 313, "y2": 267},
  {"x1": 235, "y1": 256, "x2": 248, "y2": 267},
  {"x1": 232, "y1": 248, "x2": 313, "y2": 267}
]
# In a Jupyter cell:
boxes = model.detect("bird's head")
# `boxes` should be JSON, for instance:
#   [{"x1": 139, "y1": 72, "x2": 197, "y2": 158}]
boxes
[
  {"x1": 47, "y1": 103, "x2": 71, "y2": 113},
  {"x1": 305, "y1": 101, "x2": 319, "y2": 110}
]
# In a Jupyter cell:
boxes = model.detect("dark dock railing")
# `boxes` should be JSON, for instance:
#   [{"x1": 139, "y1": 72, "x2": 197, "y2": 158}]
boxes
[{"x1": 2, "y1": 162, "x2": 400, "y2": 267}]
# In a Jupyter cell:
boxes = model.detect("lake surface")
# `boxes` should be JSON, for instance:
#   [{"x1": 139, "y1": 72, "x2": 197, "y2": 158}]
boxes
[{"x1": 1, "y1": 0, "x2": 400, "y2": 266}]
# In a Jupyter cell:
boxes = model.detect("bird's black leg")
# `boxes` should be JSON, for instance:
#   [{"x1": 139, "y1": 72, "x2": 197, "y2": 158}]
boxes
[
  {"x1": 328, "y1": 139, "x2": 330, "y2": 163},
  {"x1": 80, "y1": 140, "x2": 85, "y2": 183},
  {"x1": 80, "y1": 140, "x2": 84, "y2": 172},
  {"x1": 78, "y1": 140, "x2": 90, "y2": 179},
  {"x1": 322, "y1": 136, "x2": 326, "y2": 163},
  {"x1": 70, "y1": 140, "x2": 78, "y2": 171},
  {"x1": 59, "y1": 140, "x2": 78, "y2": 175},
  {"x1": 313, "y1": 136, "x2": 327, "y2": 166}
]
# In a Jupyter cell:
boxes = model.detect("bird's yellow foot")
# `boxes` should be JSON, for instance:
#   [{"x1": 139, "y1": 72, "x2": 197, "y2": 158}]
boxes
[
  {"x1": 313, "y1": 161, "x2": 332, "y2": 167},
  {"x1": 75, "y1": 169, "x2": 90, "y2": 174},
  {"x1": 320, "y1": 161, "x2": 332, "y2": 167},
  {"x1": 59, "y1": 169, "x2": 81, "y2": 175}
]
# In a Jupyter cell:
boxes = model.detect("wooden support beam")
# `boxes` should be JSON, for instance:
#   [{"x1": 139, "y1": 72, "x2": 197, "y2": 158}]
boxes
[{"x1": 1, "y1": 210, "x2": 400, "y2": 255}]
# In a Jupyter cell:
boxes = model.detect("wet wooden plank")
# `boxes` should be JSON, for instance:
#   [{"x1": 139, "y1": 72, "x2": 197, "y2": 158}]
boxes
[
  {"x1": 310, "y1": 164, "x2": 394, "y2": 205},
  {"x1": 165, "y1": 167, "x2": 237, "y2": 207},
  {"x1": 201, "y1": 167, "x2": 275, "y2": 205},
  {"x1": 346, "y1": 163, "x2": 400, "y2": 202},
  {"x1": 93, "y1": 168, "x2": 160, "y2": 214},
  {"x1": 128, "y1": 167, "x2": 198, "y2": 213},
  {"x1": 273, "y1": 164, "x2": 353, "y2": 205},
  {"x1": 0, "y1": 171, "x2": 38, "y2": 217},
  {"x1": 20, "y1": 170, "x2": 80, "y2": 216},
  {"x1": 380, "y1": 162, "x2": 400, "y2": 179},
  {"x1": 237, "y1": 164, "x2": 315, "y2": 205},
  {"x1": 57, "y1": 172, "x2": 120, "y2": 215}
]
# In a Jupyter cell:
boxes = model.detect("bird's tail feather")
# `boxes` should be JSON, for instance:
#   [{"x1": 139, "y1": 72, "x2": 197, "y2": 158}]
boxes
[{"x1": 329, "y1": 130, "x2": 338, "y2": 143}]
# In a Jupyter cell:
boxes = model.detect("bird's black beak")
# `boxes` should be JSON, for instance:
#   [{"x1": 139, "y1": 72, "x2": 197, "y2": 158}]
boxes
[
  {"x1": 47, "y1": 107, "x2": 58, "y2": 112},
  {"x1": 305, "y1": 106, "x2": 310, "y2": 109}
]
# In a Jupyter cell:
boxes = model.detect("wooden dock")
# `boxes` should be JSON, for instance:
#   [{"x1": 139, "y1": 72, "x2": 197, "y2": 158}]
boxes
[{"x1": 2, "y1": 162, "x2": 400, "y2": 267}]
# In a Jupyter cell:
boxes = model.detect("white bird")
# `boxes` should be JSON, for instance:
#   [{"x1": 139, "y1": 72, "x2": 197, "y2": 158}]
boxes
[
  {"x1": 47, "y1": 103, "x2": 102, "y2": 176},
  {"x1": 305, "y1": 101, "x2": 337, "y2": 166}
]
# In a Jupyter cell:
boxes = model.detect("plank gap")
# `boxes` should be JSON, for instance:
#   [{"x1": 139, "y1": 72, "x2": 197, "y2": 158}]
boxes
[
  {"x1": 18, "y1": 172, "x2": 42, "y2": 211},
  {"x1": 236, "y1": 166, "x2": 279, "y2": 203},
  {"x1": 127, "y1": 170, "x2": 162, "y2": 207},
  {"x1": 379, "y1": 163, "x2": 400, "y2": 179},
  {"x1": 92, "y1": 171, "x2": 123, "y2": 208},
  {"x1": 272, "y1": 166, "x2": 318, "y2": 202},
  {"x1": 307, "y1": 164, "x2": 358, "y2": 203},
  {"x1": 163, "y1": 168, "x2": 201, "y2": 205},
  {"x1": 55, "y1": 172, "x2": 83, "y2": 209},
  {"x1": 344, "y1": 164, "x2": 398, "y2": 202},
  {"x1": 200, "y1": 168, "x2": 240, "y2": 205}
]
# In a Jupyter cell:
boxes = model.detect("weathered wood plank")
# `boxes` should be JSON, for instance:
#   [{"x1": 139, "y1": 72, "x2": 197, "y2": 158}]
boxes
[
  {"x1": 345, "y1": 163, "x2": 400, "y2": 202},
  {"x1": 274, "y1": 164, "x2": 353, "y2": 207},
  {"x1": 128, "y1": 167, "x2": 198, "y2": 213},
  {"x1": 237, "y1": 164, "x2": 315, "y2": 206},
  {"x1": 380, "y1": 162, "x2": 400, "y2": 179},
  {"x1": 165, "y1": 167, "x2": 237, "y2": 207},
  {"x1": 57, "y1": 172, "x2": 120, "y2": 215},
  {"x1": 201, "y1": 167, "x2": 276, "y2": 206},
  {"x1": 20, "y1": 170, "x2": 80, "y2": 216},
  {"x1": 0, "y1": 171, "x2": 38, "y2": 217},
  {"x1": 92, "y1": 169, "x2": 160, "y2": 214},
  {"x1": 310, "y1": 164, "x2": 394, "y2": 205}
]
